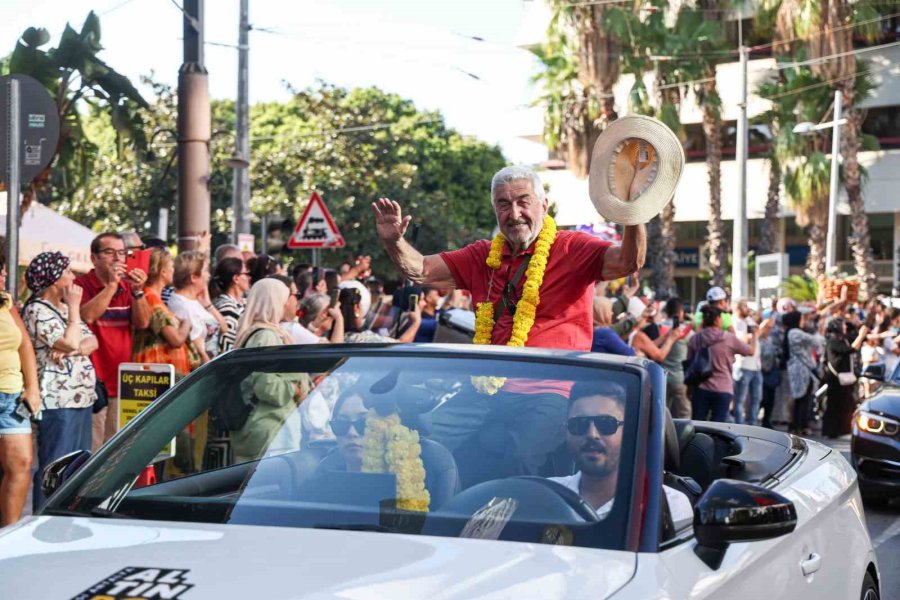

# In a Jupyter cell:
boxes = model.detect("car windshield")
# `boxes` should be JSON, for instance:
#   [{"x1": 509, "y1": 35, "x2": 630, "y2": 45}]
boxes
[{"x1": 45, "y1": 348, "x2": 642, "y2": 550}]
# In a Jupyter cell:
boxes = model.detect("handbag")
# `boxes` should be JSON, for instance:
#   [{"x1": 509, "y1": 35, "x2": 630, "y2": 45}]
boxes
[
  {"x1": 93, "y1": 378, "x2": 109, "y2": 414},
  {"x1": 827, "y1": 361, "x2": 857, "y2": 386}
]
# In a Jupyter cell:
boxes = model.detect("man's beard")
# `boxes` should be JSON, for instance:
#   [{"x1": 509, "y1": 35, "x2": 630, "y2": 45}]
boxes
[
  {"x1": 574, "y1": 439, "x2": 616, "y2": 478},
  {"x1": 503, "y1": 219, "x2": 539, "y2": 247}
]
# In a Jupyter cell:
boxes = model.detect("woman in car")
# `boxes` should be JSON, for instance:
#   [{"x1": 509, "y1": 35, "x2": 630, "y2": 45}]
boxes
[{"x1": 231, "y1": 279, "x2": 310, "y2": 462}]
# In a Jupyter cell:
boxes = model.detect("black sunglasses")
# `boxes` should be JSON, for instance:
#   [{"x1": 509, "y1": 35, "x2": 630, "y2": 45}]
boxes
[
  {"x1": 329, "y1": 417, "x2": 367, "y2": 437},
  {"x1": 566, "y1": 415, "x2": 624, "y2": 436}
]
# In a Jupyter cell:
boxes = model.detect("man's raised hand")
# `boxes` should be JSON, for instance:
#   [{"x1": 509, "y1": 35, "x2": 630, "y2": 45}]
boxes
[{"x1": 372, "y1": 198, "x2": 412, "y2": 244}]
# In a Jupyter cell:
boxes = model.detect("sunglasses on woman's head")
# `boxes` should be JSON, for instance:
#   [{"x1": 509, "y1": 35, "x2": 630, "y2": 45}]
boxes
[
  {"x1": 329, "y1": 417, "x2": 367, "y2": 436},
  {"x1": 566, "y1": 415, "x2": 624, "y2": 436}
]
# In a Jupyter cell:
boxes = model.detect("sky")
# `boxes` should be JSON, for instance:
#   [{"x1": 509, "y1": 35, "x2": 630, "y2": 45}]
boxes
[{"x1": 0, "y1": 0, "x2": 549, "y2": 163}]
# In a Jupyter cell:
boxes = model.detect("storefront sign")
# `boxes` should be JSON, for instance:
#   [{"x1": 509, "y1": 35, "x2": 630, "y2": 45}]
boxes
[
  {"x1": 118, "y1": 363, "x2": 175, "y2": 462},
  {"x1": 674, "y1": 247, "x2": 700, "y2": 268}
]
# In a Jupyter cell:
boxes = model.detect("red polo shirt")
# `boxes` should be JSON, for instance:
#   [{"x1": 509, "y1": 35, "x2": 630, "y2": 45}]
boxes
[
  {"x1": 75, "y1": 270, "x2": 135, "y2": 397},
  {"x1": 440, "y1": 230, "x2": 611, "y2": 351}
]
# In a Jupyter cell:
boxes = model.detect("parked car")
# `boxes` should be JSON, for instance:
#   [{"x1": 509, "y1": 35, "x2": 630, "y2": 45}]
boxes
[
  {"x1": 0, "y1": 345, "x2": 881, "y2": 599},
  {"x1": 852, "y1": 361, "x2": 900, "y2": 505}
]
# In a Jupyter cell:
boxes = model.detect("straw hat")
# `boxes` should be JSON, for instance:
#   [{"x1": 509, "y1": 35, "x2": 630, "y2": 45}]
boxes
[{"x1": 588, "y1": 115, "x2": 685, "y2": 226}]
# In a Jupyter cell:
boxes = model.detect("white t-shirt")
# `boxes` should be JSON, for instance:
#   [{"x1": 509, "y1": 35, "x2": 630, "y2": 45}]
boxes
[
  {"x1": 168, "y1": 293, "x2": 220, "y2": 357},
  {"x1": 733, "y1": 317, "x2": 761, "y2": 371},
  {"x1": 281, "y1": 320, "x2": 321, "y2": 345},
  {"x1": 549, "y1": 472, "x2": 693, "y2": 528}
]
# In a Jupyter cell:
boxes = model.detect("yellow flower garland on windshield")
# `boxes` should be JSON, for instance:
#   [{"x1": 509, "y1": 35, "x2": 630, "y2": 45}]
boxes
[
  {"x1": 362, "y1": 411, "x2": 430, "y2": 512},
  {"x1": 472, "y1": 215, "x2": 557, "y2": 393}
]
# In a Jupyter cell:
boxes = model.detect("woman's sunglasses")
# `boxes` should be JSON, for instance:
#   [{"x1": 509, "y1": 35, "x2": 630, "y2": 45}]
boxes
[
  {"x1": 566, "y1": 415, "x2": 624, "y2": 436},
  {"x1": 329, "y1": 417, "x2": 367, "y2": 436}
]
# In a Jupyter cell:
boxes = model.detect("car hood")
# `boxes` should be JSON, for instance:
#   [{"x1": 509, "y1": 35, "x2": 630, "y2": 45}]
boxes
[
  {"x1": 0, "y1": 517, "x2": 636, "y2": 600},
  {"x1": 862, "y1": 387, "x2": 900, "y2": 419}
]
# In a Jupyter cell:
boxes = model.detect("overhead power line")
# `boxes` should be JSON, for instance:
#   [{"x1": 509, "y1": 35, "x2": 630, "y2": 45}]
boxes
[
  {"x1": 99, "y1": 0, "x2": 140, "y2": 16},
  {"x1": 771, "y1": 39, "x2": 900, "y2": 71},
  {"x1": 763, "y1": 60, "x2": 897, "y2": 100},
  {"x1": 750, "y1": 10, "x2": 900, "y2": 52}
]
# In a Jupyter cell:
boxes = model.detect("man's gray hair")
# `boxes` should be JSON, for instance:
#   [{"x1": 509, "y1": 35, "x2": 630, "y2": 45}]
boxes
[
  {"x1": 491, "y1": 165, "x2": 545, "y2": 201},
  {"x1": 214, "y1": 243, "x2": 242, "y2": 264}
]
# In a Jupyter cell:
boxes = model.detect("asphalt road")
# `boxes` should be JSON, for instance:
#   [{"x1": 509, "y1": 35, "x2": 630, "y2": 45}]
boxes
[{"x1": 812, "y1": 434, "x2": 900, "y2": 600}]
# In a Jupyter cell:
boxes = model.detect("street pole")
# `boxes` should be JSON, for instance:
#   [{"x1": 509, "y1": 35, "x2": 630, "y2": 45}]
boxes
[
  {"x1": 177, "y1": 0, "x2": 211, "y2": 253},
  {"x1": 5, "y1": 78, "x2": 19, "y2": 298},
  {"x1": 826, "y1": 89, "x2": 843, "y2": 273},
  {"x1": 732, "y1": 45, "x2": 749, "y2": 301},
  {"x1": 232, "y1": 0, "x2": 251, "y2": 244}
]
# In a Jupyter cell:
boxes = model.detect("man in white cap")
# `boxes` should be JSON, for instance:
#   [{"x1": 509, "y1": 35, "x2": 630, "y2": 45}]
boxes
[
  {"x1": 372, "y1": 165, "x2": 645, "y2": 351},
  {"x1": 693, "y1": 286, "x2": 734, "y2": 332}
]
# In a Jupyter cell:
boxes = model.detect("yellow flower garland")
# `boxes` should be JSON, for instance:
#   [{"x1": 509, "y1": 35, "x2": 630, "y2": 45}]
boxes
[
  {"x1": 362, "y1": 411, "x2": 430, "y2": 512},
  {"x1": 472, "y1": 215, "x2": 557, "y2": 394}
]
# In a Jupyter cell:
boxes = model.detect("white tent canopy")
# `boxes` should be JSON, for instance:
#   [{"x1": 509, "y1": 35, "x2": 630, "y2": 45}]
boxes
[{"x1": 0, "y1": 193, "x2": 95, "y2": 272}]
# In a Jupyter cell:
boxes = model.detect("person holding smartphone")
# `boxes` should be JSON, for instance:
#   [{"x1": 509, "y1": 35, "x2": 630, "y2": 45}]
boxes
[
  {"x1": 75, "y1": 233, "x2": 151, "y2": 451},
  {"x1": 0, "y1": 250, "x2": 40, "y2": 525}
]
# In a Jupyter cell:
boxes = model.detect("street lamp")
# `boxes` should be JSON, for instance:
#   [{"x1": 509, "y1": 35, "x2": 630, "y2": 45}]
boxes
[{"x1": 792, "y1": 90, "x2": 848, "y2": 273}]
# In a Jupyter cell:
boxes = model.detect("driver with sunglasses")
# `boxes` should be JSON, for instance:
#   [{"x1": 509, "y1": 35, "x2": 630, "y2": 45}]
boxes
[{"x1": 549, "y1": 382, "x2": 692, "y2": 524}]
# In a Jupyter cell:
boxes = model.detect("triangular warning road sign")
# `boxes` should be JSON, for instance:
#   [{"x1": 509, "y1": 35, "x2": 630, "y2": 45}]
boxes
[{"x1": 287, "y1": 192, "x2": 345, "y2": 249}]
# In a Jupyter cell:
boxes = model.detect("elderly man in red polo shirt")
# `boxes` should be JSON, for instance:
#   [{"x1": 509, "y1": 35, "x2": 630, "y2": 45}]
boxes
[{"x1": 372, "y1": 165, "x2": 645, "y2": 484}]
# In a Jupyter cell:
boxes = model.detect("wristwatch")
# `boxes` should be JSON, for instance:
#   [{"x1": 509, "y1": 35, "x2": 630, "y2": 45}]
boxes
[{"x1": 132, "y1": 290, "x2": 145, "y2": 300}]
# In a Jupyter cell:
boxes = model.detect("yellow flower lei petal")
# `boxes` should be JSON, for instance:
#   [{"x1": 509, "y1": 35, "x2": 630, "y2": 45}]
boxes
[
  {"x1": 471, "y1": 216, "x2": 557, "y2": 394},
  {"x1": 362, "y1": 411, "x2": 430, "y2": 512}
]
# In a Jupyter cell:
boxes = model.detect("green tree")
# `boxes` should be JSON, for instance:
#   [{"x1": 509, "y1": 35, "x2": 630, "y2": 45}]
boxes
[
  {"x1": 49, "y1": 81, "x2": 507, "y2": 279},
  {"x1": 4, "y1": 12, "x2": 148, "y2": 213}
]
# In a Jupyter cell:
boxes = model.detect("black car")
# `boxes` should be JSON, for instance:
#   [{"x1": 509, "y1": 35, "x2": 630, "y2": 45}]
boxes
[{"x1": 851, "y1": 361, "x2": 900, "y2": 504}]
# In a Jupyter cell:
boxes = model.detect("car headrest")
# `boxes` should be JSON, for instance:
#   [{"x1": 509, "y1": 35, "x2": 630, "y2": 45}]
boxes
[
  {"x1": 664, "y1": 408, "x2": 680, "y2": 472},
  {"x1": 673, "y1": 419, "x2": 695, "y2": 453}
]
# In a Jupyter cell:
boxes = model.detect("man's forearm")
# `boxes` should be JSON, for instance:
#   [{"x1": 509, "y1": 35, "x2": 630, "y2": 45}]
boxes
[
  {"x1": 385, "y1": 238, "x2": 426, "y2": 283},
  {"x1": 621, "y1": 224, "x2": 646, "y2": 272},
  {"x1": 80, "y1": 285, "x2": 118, "y2": 324}
]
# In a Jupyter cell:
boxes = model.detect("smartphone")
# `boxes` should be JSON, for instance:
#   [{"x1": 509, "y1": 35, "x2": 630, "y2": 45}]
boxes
[
  {"x1": 408, "y1": 294, "x2": 419, "y2": 311},
  {"x1": 328, "y1": 288, "x2": 340, "y2": 309},
  {"x1": 125, "y1": 248, "x2": 152, "y2": 275},
  {"x1": 14, "y1": 399, "x2": 31, "y2": 421},
  {"x1": 672, "y1": 316, "x2": 680, "y2": 330}
]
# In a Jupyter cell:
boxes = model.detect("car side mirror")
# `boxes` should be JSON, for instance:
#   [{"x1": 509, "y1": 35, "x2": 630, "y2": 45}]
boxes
[
  {"x1": 860, "y1": 363, "x2": 885, "y2": 382},
  {"x1": 41, "y1": 450, "x2": 91, "y2": 500},
  {"x1": 693, "y1": 479, "x2": 797, "y2": 570}
]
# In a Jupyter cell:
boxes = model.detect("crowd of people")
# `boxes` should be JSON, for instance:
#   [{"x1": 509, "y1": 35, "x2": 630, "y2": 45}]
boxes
[
  {"x1": 590, "y1": 278, "x2": 900, "y2": 436},
  {"x1": 0, "y1": 231, "x2": 467, "y2": 523},
  {"x1": 0, "y1": 166, "x2": 896, "y2": 527}
]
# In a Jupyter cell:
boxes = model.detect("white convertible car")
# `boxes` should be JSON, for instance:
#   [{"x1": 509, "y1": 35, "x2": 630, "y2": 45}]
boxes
[{"x1": 0, "y1": 345, "x2": 881, "y2": 599}]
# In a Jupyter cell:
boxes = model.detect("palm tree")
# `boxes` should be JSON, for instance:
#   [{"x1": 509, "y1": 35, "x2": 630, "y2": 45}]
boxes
[
  {"x1": 771, "y1": 0, "x2": 883, "y2": 293},
  {"x1": 532, "y1": 1, "x2": 624, "y2": 178},
  {"x1": 759, "y1": 64, "x2": 835, "y2": 278}
]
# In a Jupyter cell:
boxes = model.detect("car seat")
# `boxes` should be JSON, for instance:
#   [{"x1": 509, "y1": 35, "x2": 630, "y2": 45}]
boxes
[
  {"x1": 315, "y1": 438, "x2": 460, "y2": 509},
  {"x1": 672, "y1": 419, "x2": 718, "y2": 490}
]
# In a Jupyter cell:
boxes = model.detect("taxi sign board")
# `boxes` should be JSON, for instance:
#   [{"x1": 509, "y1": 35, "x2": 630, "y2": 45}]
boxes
[
  {"x1": 118, "y1": 363, "x2": 176, "y2": 462},
  {"x1": 287, "y1": 191, "x2": 345, "y2": 248}
]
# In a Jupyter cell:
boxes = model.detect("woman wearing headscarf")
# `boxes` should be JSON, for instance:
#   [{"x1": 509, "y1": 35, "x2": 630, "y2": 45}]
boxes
[
  {"x1": 132, "y1": 248, "x2": 192, "y2": 378},
  {"x1": 822, "y1": 318, "x2": 869, "y2": 438},
  {"x1": 783, "y1": 310, "x2": 825, "y2": 435},
  {"x1": 22, "y1": 252, "x2": 98, "y2": 511},
  {"x1": 231, "y1": 279, "x2": 311, "y2": 462}
]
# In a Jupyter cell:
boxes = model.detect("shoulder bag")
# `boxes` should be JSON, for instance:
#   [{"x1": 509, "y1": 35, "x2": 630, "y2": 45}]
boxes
[
  {"x1": 684, "y1": 338, "x2": 714, "y2": 386},
  {"x1": 827, "y1": 360, "x2": 857, "y2": 387}
]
